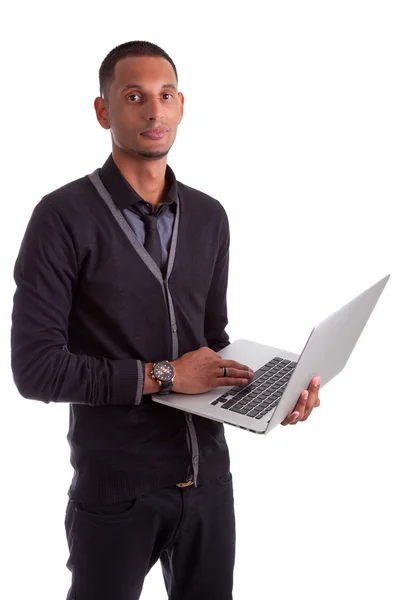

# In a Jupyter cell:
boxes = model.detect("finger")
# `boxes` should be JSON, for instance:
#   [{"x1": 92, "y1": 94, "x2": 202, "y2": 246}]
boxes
[
  {"x1": 306, "y1": 376, "x2": 320, "y2": 406},
  {"x1": 294, "y1": 390, "x2": 309, "y2": 420},
  {"x1": 301, "y1": 376, "x2": 320, "y2": 420},
  {"x1": 282, "y1": 387, "x2": 314, "y2": 425},
  {"x1": 308, "y1": 375, "x2": 321, "y2": 393},
  {"x1": 224, "y1": 359, "x2": 254, "y2": 373},
  {"x1": 215, "y1": 377, "x2": 250, "y2": 388},
  {"x1": 218, "y1": 367, "x2": 254, "y2": 380},
  {"x1": 301, "y1": 407, "x2": 313, "y2": 421},
  {"x1": 302, "y1": 400, "x2": 320, "y2": 420},
  {"x1": 281, "y1": 411, "x2": 300, "y2": 426},
  {"x1": 284, "y1": 390, "x2": 308, "y2": 424},
  {"x1": 302, "y1": 398, "x2": 316, "y2": 420},
  {"x1": 301, "y1": 395, "x2": 321, "y2": 421}
]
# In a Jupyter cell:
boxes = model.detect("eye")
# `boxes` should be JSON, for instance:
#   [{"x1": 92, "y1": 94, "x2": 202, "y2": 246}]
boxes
[{"x1": 127, "y1": 93, "x2": 174, "y2": 103}]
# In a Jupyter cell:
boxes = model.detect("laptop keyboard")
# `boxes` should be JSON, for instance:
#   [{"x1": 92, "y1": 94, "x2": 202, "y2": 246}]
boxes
[{"x1": 211, "y1": 357, "x2": 297, "y2": 420}]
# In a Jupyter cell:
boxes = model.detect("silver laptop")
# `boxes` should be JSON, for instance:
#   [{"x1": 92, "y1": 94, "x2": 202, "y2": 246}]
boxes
[{"x1": 152, "y1": 275, "x2": 390, "y2": 434}]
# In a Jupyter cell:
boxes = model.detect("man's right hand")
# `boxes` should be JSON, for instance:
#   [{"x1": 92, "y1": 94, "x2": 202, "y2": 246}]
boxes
[{"x1": 171, "y1": 346, "x2": 254, "y2": 395}]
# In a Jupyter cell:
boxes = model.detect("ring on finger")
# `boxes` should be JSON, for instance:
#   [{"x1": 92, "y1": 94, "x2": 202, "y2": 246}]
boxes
[{"x1": 222, "y1": 366, "x2": 228, "y2": 377}]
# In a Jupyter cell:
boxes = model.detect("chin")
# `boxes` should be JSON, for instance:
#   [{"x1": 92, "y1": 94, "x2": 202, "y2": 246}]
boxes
[{"x1": 137, "y1": 149, "x2": 169, "y2": 160}]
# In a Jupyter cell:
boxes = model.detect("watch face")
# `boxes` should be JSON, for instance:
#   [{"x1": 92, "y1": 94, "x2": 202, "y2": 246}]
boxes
[{"x1": 153, "y1": 361, "x2": 174, "y2": 382}]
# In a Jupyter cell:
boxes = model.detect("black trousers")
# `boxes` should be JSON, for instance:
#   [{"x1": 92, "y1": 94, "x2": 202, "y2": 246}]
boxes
[{"x1": 65, "y1": 471, "x2": 236, "y2": 600}]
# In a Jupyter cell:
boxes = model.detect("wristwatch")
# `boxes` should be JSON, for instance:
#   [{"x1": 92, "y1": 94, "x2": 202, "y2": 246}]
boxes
[{"x1": 151, "y1": 361, "x2": 175, "y2": 395}]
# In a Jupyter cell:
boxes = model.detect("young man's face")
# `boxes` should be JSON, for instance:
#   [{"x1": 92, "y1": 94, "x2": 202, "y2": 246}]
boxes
[{"x1": 96, "y1": 56, "x2": 184, "y2": 160}]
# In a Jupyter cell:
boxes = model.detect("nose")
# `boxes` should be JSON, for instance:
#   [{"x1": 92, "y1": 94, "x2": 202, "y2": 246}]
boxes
[{"x1": 143, "y1": 96, "x2": 165, "y2": 122}]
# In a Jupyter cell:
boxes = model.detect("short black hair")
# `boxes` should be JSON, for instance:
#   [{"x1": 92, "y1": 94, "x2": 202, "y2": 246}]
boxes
[{"x1": 99, "y1": 40, "x2": 178, "y2": 99}]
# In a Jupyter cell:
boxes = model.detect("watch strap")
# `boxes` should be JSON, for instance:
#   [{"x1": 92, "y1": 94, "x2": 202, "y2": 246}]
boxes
[{"x1": 158, "y1": 380, "x2": 173, "y2": 395}]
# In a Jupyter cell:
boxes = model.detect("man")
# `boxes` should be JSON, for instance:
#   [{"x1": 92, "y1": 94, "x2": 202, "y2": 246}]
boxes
[{"x1": 11, "y1": 41, "x2": 320, "y2": 600}]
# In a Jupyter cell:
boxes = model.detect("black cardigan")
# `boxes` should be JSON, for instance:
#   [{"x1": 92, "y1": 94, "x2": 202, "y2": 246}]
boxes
[{"x1": 11, "y1": 163, "x2": 231, "y2": 503}]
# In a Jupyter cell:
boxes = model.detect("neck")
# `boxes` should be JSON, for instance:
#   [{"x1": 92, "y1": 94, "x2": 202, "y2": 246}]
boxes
[{"x1": 112, "y1": 147, "x2": 168, "y2": 207}]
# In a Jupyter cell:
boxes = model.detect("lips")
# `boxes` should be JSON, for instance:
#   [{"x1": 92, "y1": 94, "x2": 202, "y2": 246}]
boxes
[
  {"x1": 141, "y1": 127, "x2": 168, "y2": 140},
  {"x1": 141, "y1": 127, "x2": 168, "y2": 135}
]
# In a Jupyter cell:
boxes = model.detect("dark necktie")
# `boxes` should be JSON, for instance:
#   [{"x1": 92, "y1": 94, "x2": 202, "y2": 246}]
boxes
[{"x1": 141, "y1": 213, "x2": 162, "y2": 270}]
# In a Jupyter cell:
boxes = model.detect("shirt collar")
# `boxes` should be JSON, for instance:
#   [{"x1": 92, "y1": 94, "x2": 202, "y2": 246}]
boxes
[{"x1": 98, "y1": 153, "x2": 178, "y2": 211}]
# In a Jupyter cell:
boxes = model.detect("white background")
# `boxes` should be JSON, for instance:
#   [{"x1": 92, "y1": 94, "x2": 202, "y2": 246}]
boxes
[{"x1": 1, "y1": 1, "x2": 399, "y2": 599}]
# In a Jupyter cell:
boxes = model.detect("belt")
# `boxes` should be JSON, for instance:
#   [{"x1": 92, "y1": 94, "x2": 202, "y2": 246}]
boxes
[{"x1": 176, "y1": 481, "x2": 194, "y2": 488}]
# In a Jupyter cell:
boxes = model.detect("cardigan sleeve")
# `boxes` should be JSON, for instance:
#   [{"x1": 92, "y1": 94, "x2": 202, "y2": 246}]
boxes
[
  {"x1": 204, "y1": 202, "x2": 231, "y2": 353},
  {"x1": 11, "y1": 199, "x2": 145, "y2": 407}
]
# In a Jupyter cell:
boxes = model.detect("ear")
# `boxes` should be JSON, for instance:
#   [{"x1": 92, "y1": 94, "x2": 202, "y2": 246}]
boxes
[
  {"x1": 94, "y1": 96, "x2": 110, "y2": 131},
  {"x1": 178, "y1": 92, "x2": 185, "y2": 124}
]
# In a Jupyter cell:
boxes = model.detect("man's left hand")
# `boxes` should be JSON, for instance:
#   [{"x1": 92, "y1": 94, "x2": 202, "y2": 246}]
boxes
[{"x1": 281, "y1": 376, "x2": 321, "y2": 426}]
